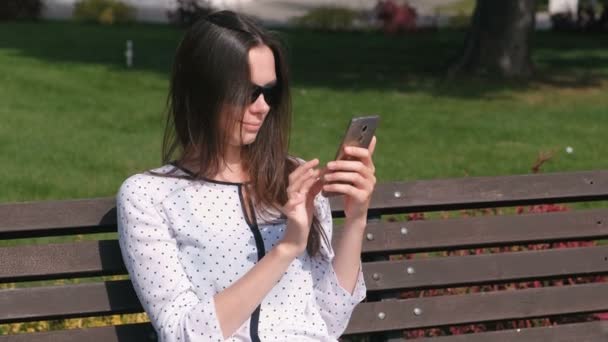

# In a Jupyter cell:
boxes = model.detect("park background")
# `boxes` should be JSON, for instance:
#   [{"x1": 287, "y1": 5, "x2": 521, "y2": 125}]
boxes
[
  {"x1": 1, "y1": 0, "x2": 608, "y2": 338},
  {"x1": 2, "y1": 0, "x2": 608, "y2": 203}
]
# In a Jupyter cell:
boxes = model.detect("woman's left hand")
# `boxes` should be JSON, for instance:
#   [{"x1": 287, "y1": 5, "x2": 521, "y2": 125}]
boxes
[{"x1": 322, "y1": 136, "x2": 377, "y2": 220}]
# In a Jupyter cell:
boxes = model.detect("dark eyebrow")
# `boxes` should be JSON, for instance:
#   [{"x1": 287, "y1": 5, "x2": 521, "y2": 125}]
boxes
[
  {"x1": 261, "y1": 80, "x2": 277, "y2": 88},
  {"x1": 251, "y1": 80, "x2": 277, "y2": 89}
]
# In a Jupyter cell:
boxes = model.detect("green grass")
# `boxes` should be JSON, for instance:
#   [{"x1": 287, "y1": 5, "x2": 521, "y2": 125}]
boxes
[
  {"x1": 1, "y1": 21, "x2": 608, "y2": 204},
  {"x1": 437, "y1": 0, "x2": 476, "y2": 15}
]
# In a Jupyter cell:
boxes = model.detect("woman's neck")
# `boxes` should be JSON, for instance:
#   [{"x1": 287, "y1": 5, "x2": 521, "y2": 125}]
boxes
[
  {"x1": 216, "y1": 145, "x2": 249, "y2": 182},
  {"x1": 180, "y1": 146, "x2": 250, "y2": 183},
  {"x1": 216, "y1": 162, "x2": 249, "y2": 182}
]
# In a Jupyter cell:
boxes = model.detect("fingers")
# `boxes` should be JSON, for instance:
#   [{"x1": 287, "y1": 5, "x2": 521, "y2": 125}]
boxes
[
  {"x1": 287, "y1": 159, "x2": 319, "y2": 192},
  {"x1": 287, "y1": 159, "x2": 324, "y2": 203},
  {"x1": 290, "y1": 167, "x2": 319, "y2": 191},
  {"x1": 300, "y1": 171, "x2": 321, "y2": 196},
  {"x1": 288, "y1": 158, "x2": 319, "y2": 184},
  {"x1": 340, "y1": 139, "x2": 375, "y2": 169},
  {"x1": 322, "y1": 182, "x2": 367, "y2": 201},
  {"x1": 323, "y1": 171, "x2": 375, "y2": 192},
  {"x1": 369, "y1": 135, "x2": 377, "y2": 156},
  {"x1": 285, "y1": 171, "x2": 322, "y2": 208},
  {"x1": 288, "y1": 168, "x2": 320, "y2": 195},
  {"x1": 342, "y1": 145, "x2": 370, "y2": 162},
  {"x1": 308, "y1": 176, "x2": 324, "y2": 198},
  {"x1": 323, "y1": 138, "x2": 377, "y2": 201},
  {"x1": 326, "y1": 160, "x2": 374, "y2": 179}
]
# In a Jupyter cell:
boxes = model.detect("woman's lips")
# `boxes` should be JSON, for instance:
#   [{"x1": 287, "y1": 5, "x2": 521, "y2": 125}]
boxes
[{"x1": 242, "y1": 122, "x2": 262, "y2": 131}]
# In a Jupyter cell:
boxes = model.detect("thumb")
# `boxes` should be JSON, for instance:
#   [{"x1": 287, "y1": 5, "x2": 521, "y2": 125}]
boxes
[{"x1": 368, "y1": 135, "x2": 377, "y2": 156}]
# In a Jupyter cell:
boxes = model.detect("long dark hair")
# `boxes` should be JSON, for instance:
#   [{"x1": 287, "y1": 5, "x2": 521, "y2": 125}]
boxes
[{"x1": 148, "y1": 10, "x2": 328, "y2": 257}]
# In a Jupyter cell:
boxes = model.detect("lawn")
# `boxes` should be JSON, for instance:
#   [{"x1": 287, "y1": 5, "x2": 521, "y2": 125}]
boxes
[{"x1": 1, "y1": 21, "x2": 608, "y2": 205}]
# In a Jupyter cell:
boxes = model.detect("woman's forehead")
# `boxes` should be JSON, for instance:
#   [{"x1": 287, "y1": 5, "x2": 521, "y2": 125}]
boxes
[{"x1": 248, "y1": 45, "x2": 276, "y2": 86}]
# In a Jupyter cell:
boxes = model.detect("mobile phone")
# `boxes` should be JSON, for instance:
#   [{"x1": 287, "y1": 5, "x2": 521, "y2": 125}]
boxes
[{"x1": 322, "y1": 115, "x2": 379, "y2": 197}]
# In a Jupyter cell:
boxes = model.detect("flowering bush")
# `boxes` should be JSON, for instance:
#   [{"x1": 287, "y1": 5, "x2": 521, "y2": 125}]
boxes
[
  {"x1": 374, "y1": 0, "x2": 417, "y2": 34},
  {"x1": 291, "y1": 7, "x2": 359, "y2": 31},
  {"x1": 73, "y1": 0, "x2": 135, "y2": 25}
]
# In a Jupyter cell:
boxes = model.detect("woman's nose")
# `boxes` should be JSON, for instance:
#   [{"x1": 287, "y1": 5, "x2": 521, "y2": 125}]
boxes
[{"x1": 251, "y1": 93, "x2": 270, "y2": 113}]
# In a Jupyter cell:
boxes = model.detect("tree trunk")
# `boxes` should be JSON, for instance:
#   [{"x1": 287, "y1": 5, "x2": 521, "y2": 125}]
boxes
[{"x1": 448, "y1": 0, "x2": 537, "y2": 78}]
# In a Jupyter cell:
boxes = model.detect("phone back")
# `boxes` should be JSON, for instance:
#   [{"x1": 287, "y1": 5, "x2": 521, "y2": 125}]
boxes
[
  {"x1": 334, "y1": 115, "x2": 379, "y2": 161},
  {"x1": 322, "y1": 115, "x2": 379, "y2": 197}
]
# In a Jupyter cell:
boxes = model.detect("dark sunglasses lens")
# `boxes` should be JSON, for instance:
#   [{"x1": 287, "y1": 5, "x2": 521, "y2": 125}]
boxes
[
  {"x1": 250, "y1": 87, "x2": 263, "y2": 103},
  {"x1": 262, "y1": 87, "x2": 278, "y2": 106},
  {"x1": 250, "y1": 85, "x2": 278, "y2": 106}
]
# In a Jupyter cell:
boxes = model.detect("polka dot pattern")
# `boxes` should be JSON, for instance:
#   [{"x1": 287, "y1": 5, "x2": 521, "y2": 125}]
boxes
[{"x1": 116, "y1": 164, "x2": 367, "y2": 341}]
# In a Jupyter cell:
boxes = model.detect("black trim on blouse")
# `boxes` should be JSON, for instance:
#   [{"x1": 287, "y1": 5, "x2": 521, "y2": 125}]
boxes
[
  {"x1": 170, "y1": 160, "x2": 264, "y2": 340},
  {"x1": 168, "y1": 160, "x2": 251, "y2": 186},
  {"x1": 238, "y1": 184, "x2": 265, "y2": 342}
]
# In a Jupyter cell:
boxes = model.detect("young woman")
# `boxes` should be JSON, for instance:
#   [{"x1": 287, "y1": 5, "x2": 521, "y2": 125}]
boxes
[{"x1": 116, "y1": 10, "x2": 377, "y2": 342}]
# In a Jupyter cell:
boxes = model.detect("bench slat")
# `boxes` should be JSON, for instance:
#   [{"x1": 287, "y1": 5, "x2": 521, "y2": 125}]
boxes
[
  {"x1": 362, "y1": 170, "x2": 608, "y2": 217},
  {"x1": 364, "y1": 245, "x2": 608, "y2": 291},
  {"x1": 2, "y1": 208, "x2": 606, "y2": 283},
  {"x1": 0, "y1": 197, "x2": 116, "y2": 239},
  {"x1": 2, "y1": 170, "x2": 607, "y2": 237},
  {"x1": 414, "y1": 320, "x2": 608, "y2": 342},
  {"x1": 3, "y1": 280, "x2": 607, "y2": 332},
  {"x1": 0, "y1": 320, "x2": 606, "y2": 342},
  {"x1": 341, "y1": 208, "x2": 608, "y2": 254},
  {"x1": 3, "y1": 239, "x2": 607, "y2": 294},
  {"x1": 0, "y1": 322, "x2": 156, "y2": 342},
  {"x1": 344, "y1": 282, "x2": 608, "y2": 334},
  {"x1": 0, "y1": 280, "x2": 141, "y2": 324},
  {"x1": 0, "y1": 240, "x2": 126, "y2": 283}
]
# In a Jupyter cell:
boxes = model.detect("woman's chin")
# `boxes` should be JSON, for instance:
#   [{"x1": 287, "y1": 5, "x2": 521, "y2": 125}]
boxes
[
  {"x1": 241, "y1": 134, "x2": 258, "y2": 145},
  {"x1": 231, "y1": 130, "x2": 260, "y2": 146}
]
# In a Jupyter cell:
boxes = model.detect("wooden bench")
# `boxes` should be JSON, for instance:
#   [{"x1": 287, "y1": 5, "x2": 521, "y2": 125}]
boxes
[{"x1": 2, "y1": 169, "x2": 608, "y2": 341}]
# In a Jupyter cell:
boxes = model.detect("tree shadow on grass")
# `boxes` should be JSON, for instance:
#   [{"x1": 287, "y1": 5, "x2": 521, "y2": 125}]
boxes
[
  {"x1": 283, "y1": 28, "x2": 608, "y2": 99},
  {"x1": 0, "y1": 20, "x2": 181, "y2": 75},
  {"x1": 0, "y1": 21, "x2": 607, "y2": 99}
]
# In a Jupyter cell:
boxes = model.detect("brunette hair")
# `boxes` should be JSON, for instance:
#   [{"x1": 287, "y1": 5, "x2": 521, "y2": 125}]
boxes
[{"x1": 148, "y1": 10, "x2": 329, "y2": 257}]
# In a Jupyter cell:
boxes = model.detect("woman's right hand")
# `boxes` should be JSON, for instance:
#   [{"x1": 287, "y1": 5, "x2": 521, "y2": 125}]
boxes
[{"x1": 278, "y1": 158, "x2": 324, "y2": 258}]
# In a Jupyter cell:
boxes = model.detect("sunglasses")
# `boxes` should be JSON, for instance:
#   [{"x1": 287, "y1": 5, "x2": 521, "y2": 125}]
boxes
[{"x1": 250, "y1": 83, "x2": 279, "y2": 106}]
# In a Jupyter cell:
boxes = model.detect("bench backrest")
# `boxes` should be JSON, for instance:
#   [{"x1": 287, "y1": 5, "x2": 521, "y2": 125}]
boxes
[{"x1": 1, "y1": 170, "x2": 608, "y2": 341}]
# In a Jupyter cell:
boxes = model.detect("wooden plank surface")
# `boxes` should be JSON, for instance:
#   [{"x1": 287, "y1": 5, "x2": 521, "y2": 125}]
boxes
[
  {"x1": 2, "y1": 170, "x2": 608, "y2": 236},
  {"x1": 413, "y1": 321, "x2": 608, "y2": 342},
  {"x1": 337, "y1": 208, "x2": 608, "y2": 254},
  {"x1": 0, "y1": 322, "x2": 156, "y2": 342},
  {"x1": 1, "y1": 320, "x2": 606, "y2": 342},
  {"x1": 363, "y1": 245, "x2": 608, "y2": 291},
  {"x1": 345, "y1": 282, "x2": 608, "y2": 334},
  {"x1": 4, "y1": 239, "x2": 606, "y2": 294},
  {"x1": 0, "y1": 240, "x2": 125, "y2": 282},
  {"x1": 0, "y1": 197, "x2": 116, "y2": 238},
  {"x1": 334, "y1": 169, "x2": 608, "y2": 217},
  {"x1": 3, "y1": 279, "x2": 607, "y2": 333},
  {"x1": 0, "y1": 280, "x2": 142, "y2": 324},
  {"x1": 0, "y1": 224, "x2": 608, "y2": 291}
]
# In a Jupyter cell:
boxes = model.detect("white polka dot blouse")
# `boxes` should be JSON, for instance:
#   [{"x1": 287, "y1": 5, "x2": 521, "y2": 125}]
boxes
[{"x1": 116, "y1": 162, "x2": 367, "y2": 341}]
